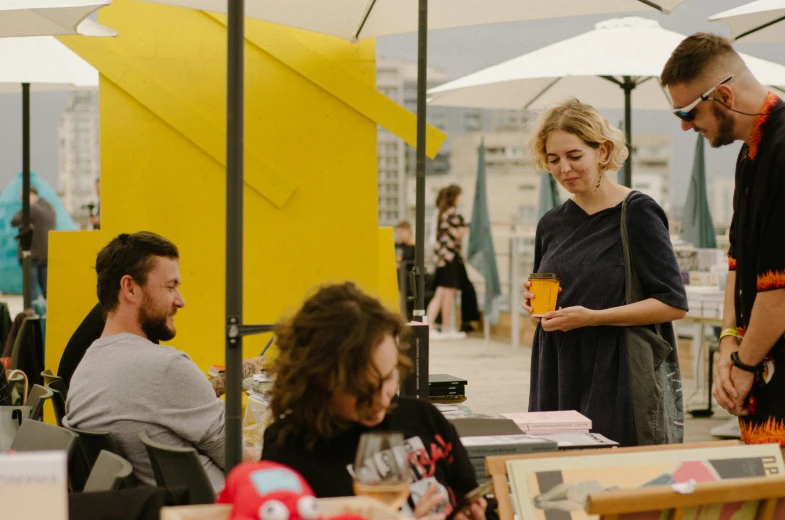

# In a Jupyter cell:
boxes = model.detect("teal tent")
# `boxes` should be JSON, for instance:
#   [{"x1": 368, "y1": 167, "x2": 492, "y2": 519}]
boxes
[
  {"x1": 681, "y1": 134, "x2": 717, "y2": 249},
  {"x1": 538, "y1": 173, "x2": 561, "y2": 218},
  {"x1": 0, "y1": 172, "x2": 77, "y2": 294},
  {"x1": 467, "y1": 139, "x2": 502, "y2": 325}
]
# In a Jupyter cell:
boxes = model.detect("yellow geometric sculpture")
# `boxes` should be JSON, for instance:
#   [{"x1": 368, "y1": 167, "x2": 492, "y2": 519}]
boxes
[{"x1": 45, "y1": 0, "x2": 446, "y2": 372}]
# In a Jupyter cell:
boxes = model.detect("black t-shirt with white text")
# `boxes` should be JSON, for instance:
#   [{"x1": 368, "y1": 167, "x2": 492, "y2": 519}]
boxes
[{"x1": 262, "y1": 397, "x2": 478, "y2": 517}]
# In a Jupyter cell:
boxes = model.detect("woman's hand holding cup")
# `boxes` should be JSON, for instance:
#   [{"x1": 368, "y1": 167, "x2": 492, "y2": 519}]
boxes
[
  {"x1": 523, "y1": 274, "x2": 561, "y2": 325},
  {"x1": 522, "y1": 280, "x2": 540, "y2": 324}
]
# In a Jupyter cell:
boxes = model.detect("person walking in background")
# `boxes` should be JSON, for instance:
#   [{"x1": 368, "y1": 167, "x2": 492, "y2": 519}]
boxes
[
  {"x1": 11, "y1": 186, "x2": 55, "y2": 300},
  {"x1": 523, "y1": 99, "x2": 688, "y2": 446},
  {"x1": 426, "y1": 184, "x2": 468, "y2": 340},
  {"x1": 88, "y1": 177, "x2": 101, "y2": 230},
  {"x1": 661, "y1": 34, "x2": 785, "y2": 445}
]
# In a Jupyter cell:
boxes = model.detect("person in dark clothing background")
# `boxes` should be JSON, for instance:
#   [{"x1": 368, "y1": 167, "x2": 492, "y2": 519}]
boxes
[
  {"x1": 11, "y1": 186, "x2": 56, "y2": 300},
  {"x1": 394, "y1": 221, "x2": 416, "y2": 321},
  {"x1": 58, "y1": 303, "x2": 105, "y2": 388}
]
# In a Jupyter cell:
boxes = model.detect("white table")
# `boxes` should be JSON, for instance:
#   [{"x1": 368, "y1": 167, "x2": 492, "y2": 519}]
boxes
[{"x1": 680, "y1": 286, "x2": 725, "y2": 417}]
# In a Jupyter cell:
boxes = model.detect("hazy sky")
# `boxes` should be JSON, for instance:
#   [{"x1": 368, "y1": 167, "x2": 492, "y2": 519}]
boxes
[{"x1": 1, "y1": 0, "x2": 783, "y2": 207}]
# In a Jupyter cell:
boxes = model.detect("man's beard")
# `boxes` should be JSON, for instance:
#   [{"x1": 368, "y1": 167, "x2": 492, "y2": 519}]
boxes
[
  {"x1": 138, "y1": 292, "x2": 176, "y2": 343},
  {"x1": 708, "y1": 103, "x2": 736, "y2": 148}
]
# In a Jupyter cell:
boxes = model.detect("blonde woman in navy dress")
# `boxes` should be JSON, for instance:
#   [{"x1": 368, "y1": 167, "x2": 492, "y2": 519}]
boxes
[{"x1": 522, "y1": 100, "x2": 688, "y2": 446}]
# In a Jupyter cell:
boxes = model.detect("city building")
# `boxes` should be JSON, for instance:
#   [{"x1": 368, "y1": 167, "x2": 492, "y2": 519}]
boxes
[
  {"x1": 376, "y1": 59, "x2": 529, "y2": 226},
  {"x1": 58, "y1": 90, "x2": 100, "y2": 227}
]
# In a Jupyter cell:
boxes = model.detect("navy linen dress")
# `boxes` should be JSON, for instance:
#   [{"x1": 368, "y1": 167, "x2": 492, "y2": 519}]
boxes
[{"x1": 528, "y1": 193, "x2": 688, "y2": 446}]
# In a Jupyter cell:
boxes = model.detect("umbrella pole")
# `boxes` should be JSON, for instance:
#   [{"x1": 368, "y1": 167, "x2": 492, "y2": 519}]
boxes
[
  {"x1": 413, "y1": 0, "x2": 428, "y2": 322},
  {"x1": 622, "y1": 77, "x2": 633, "y2": 188},
  {"x1": 21, "y1": 83, "x2": 32, "y2": 311},
  {"x1": 225, "y1": 0, "x2": 244, "y2": 474}
]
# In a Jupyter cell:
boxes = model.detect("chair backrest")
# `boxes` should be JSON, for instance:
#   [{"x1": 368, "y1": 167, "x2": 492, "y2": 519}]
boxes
[
  {"x1": 10, "y1": 418, "x2": 79, "y2": 453},
  {"x1": 10, "y1": 419, "x2": 89, "y2": 492},
  {"x1": 26, "y1": 384, "x2": 53, "y2": 421},
  {"x1": 67, "y1": 426, "x2": 124, "y2": 470},
  {"x1": 41, "y1": 370, "x2": 63, "y2": 387},
  {"x1": 139, "y1": 431, "x2": 215, "y2": 504},
  {"x1": 83, "y1": 450, "x2": 135, "y2": 492},
  {"x1": 48, "y1": 381, "x2": 68, "y2": 426}
]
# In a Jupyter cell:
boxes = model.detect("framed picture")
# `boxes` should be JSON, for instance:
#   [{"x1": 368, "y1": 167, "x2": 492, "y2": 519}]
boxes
[{"x1": 507, "y1": 443, "x2": 784, "y2": 520}]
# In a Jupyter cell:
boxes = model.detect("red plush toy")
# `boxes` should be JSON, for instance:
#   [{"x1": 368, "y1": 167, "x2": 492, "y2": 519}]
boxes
[{"x1": 217, "y1": 461, "x2": 368, "y2": 520}]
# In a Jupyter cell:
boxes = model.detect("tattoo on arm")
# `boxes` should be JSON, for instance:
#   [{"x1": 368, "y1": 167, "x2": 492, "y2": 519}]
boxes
[
  {"x1": 242, "y1": 361, "x2": 256, "y2": 379},
  {"x1": 211, "y1": 362, "x2": 257, "y2": 398},
  {"x1": 211, "y1": 375, "x2": 226, "y2": 398}
]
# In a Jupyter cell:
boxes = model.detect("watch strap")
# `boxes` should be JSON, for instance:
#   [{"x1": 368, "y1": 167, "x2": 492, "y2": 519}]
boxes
[{"x1": 731, "y1": 351, "x2": 758, "y2": 373}]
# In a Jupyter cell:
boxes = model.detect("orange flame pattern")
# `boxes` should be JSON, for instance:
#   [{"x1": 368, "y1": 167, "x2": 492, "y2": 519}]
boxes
[
  {"x1": 741, "y1": 417, "x2": 785, "y2": 446},
  {"x1": 747, "y1": 92, "x2": 779, "y2": 160},
  {"x1": 728, "y1": 256, "x2": 737, "y2": 271},
  {"x1": 757, "y1": 270, "x2": 785, "y2": 292}
]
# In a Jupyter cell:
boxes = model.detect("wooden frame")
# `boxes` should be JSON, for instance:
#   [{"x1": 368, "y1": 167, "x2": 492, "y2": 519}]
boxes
[
  {"x1": 585, "y1": 475, "x2": 785, "y2": 519},
  {"x1": 484, "y1": 441, "x2": 740, "y2": 520}
]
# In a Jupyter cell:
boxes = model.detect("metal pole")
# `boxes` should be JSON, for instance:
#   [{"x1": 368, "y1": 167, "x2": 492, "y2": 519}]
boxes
[
  {"x1": 510, "y1": 235, "x2": 520, "y2": 349},
  {"x1": 413, "y1": 0, "x2": 428, "y2": 322},
  {"x1": 225, "y1": 0, "x2": 244, "y2": 474},
  {"x1": 622, "y1": 77, "x2": 633, "y2": 188},
  {"x1": 21, "y1": 83, "x2": 32, "y2": 311}
]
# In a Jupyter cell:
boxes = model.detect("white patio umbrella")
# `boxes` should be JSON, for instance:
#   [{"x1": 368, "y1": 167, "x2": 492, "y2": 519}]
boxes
[
  {"x1": 0, "y1": 0, "x2": 115, "y2": 37},
  {"x1": 144, "y1": 0, "x2": 685, "y2": 40},
  {"x1": 429, "y1": 17, "x2": 785, "y2": 186},
  {"x1": 710, "y1": 0, "x2": 785, "y2": 43},
  {"x1": 0, "y1": 36, "x2": 99, "y2": 310},
  {"x1": 139, "y1": 0, "x2": 687, "y2": 472}
]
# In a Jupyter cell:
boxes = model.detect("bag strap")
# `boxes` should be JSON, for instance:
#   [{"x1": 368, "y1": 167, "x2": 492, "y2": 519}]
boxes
[
  {"x1": 621, "y1": 191, "x2": 663, "y2": 337},
  {"x1": 6, "y1": 370, "x2": 28, "y2": 405}
]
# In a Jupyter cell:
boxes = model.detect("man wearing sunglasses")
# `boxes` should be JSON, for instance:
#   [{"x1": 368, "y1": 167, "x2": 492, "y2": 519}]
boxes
[{"x1": 661, "y1": 33, "x2": 785, "y2": 446}]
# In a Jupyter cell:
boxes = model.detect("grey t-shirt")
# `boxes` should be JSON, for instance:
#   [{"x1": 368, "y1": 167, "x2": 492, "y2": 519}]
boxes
[{"x1": 64, "y1": 333, "x2": 226, "y2": 490}]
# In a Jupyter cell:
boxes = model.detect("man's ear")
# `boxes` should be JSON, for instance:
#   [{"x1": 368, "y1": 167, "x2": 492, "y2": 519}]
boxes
[
  {"x1": 118, "y1": 274, "x2": 139, "y2": 304},
  {"x1": 713, "y1": 84, "x2": 734, "y2": 106}
]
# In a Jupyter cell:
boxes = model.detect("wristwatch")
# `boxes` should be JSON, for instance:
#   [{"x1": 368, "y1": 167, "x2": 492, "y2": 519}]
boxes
[{"x1": 730, "y1": 351, "x2": 758, "y2": 373}]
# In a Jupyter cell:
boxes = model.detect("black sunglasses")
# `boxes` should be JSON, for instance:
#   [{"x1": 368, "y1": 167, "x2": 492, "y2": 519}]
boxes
[{"x1": 671, "y1": 75, "x2": 734, "y2": 122}]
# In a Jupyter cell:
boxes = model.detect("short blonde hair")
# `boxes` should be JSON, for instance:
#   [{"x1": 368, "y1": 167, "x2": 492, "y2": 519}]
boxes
[{"x1": 528, "y1": 99, "x2": 628, "y2": 173}]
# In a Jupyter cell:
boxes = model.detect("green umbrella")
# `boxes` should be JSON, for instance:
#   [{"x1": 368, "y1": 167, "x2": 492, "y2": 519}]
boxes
[
  {"x1": 681, "y1": 134, "x2": 717, "y2": 249},
  {"x1": 467, "y1": 139, "x2": 502, "y2": 324},
  {"x1": 538, "y1": 173, "x2": 561, "y2": 219}
]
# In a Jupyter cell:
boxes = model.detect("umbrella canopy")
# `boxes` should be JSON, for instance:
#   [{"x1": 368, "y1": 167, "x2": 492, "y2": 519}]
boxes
[
  {"x1": 428, "y1": 17, "x2": 785, "y2": 111},
  {"x1": 681, "y1": 134, "x2": 717, "y2": 249},
  {"x1": 0, "y1": 0, "x2": 115, "y2": 38},
  {"x1": 710, "y1": 0, "x2": 785, "y2": 43},
  {"x1": 0, "y1": 37, "x2": 98, "y2": 92},
  {"x1": 429, "y1": 17, "x2": 785, "y2": 185},
  {"x1": 142, "y1": 0, "x2": 685, "y2": 41},
  {"x1": 538, "y1": 174, "x2": 561, "y2": 219}
]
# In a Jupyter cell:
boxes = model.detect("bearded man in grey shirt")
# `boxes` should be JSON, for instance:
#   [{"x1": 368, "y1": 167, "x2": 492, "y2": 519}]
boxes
[{"x1": 65, "y1": 232, "x2": 262, "y2": 491}]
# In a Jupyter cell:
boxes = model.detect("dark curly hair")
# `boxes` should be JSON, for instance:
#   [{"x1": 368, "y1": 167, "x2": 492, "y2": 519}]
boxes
[{"x1": 268, "y1": 282, "x2": 412, "y2": 447}]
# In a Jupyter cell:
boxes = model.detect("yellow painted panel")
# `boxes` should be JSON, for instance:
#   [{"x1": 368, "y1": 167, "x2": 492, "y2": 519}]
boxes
[
  {"x1": 44, "y1": 231, "x2": 105, "y2": 374},
  {"x1": 215, "y1": 14, "x2": 448, "y2": 159},
  {"x1": 46, "y1": 0, "x2": 398, "y2": 375}
]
